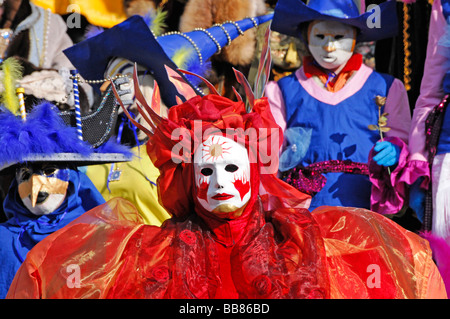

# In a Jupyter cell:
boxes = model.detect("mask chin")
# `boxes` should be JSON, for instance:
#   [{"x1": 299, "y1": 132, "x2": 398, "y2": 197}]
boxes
[
  {"x1": 210, "y1": 197, "x2": 251, "y2": 219},
  {"x1": 21, "y1": 193, "x2": 66, "y2": 216}
]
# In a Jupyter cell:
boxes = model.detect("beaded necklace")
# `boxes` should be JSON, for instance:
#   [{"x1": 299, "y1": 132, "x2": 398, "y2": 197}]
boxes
[{"x1": 158, "y1": 18, "x2": 256, "y2": 65}]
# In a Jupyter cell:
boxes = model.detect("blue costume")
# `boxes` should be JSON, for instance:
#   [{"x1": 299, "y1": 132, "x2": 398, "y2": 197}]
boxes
[
  {"x1": 267, "y1": 0, "x2": 411, "y2": 214},
  {"x1": 0, "y1": 96, "x2": 131, "y2": 298},
  {"x1": 0, "y1": 169, "x2": 105, "y2": 298},
  {"x1": 277, "y1": 70, "x2": 394, "y2": 210}
]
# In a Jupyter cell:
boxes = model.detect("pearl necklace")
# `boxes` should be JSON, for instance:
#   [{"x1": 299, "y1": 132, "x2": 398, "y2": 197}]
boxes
[
  {"x1": 69, "y1": 73, "x2": 129, "y2": 85},
  {"x1": 54, "y1": 74, "x2": 130, "y2": 107},
  {"x1": 39, "y1": 8, "x2": 50, "y2": 67},
  {"x1": 159, "y1": 31, "x2": 203, "y2": 64},
  {"x1": 29, "y1": 8, "x2": 51, "y2": 68}
]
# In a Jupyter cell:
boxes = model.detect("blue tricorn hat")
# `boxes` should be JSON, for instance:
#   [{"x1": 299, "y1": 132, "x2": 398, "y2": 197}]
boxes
[
  {"x1": 64, "y1": 13, "x2": 273, "y2": 108},
  {"x1": 271, "y1": 0, "x2": 398, "y2": 43}
]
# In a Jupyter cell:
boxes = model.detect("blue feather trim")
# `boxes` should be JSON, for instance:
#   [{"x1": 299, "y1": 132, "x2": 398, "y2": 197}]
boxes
[{"x1": 0, "y1": 102, "x2": 132, "y2": 166}]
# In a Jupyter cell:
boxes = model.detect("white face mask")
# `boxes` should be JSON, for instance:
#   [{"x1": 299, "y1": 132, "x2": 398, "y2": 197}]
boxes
[
  {"x1": 193, "y1": 135, "x2": 251, "y2": 218},
  {"x1": 307, "y1": 20, "x2": 357, "y2": 72},
  {"x1": 16, "y1": 165, "x2": 69, "y2": 216}
]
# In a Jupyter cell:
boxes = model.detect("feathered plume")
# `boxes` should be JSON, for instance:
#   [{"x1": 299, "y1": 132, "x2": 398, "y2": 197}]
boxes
[
  {"x1": 171, "y1": 47, "x2": 195, "y2": 70},
  {"x1": 171, "y1": 46, "x2": 211, "y2": 86},
  {"x1": 0, "y1": 57, "x2": 23, "y2": 114},
  {"x1": 0, "y1": 101, "x2": 132, "y2": 170},
  {"x1": 143, "y1": 8, "x2": 167, "y2": 36}
]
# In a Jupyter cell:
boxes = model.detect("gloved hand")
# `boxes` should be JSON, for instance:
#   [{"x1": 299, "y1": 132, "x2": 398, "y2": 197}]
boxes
[
  {"x1": 113, "y1": 76, "x2": 134, "y2": 106},
  {"x1": 409, "y1": 177, "x2": 426, "y2": 223},
  {"x1": 372, "y1": 141, "x2": 401, "y2": 167}
]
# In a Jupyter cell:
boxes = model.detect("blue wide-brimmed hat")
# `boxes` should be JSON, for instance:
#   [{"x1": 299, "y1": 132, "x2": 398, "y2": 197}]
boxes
[
  {"x1": 0, "y1": 101, "x2": 133, "y2": 172},
  {"x1": 271, "y1": 0, "x2": 398, "y2": 43},
  {"x1": 64, "y1": 13, "x2": 273, "y2": 108}
]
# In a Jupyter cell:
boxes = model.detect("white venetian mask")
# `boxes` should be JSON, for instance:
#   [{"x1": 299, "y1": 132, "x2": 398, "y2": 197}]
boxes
[
  {"x1": 307, "y1": 20, "x2": 357, "y2": 72},
  {"x1": 16, "y1": 164, "x2": 70, "y2": 216},
  {"x1": 193, "y1": 135, "x2": 251, "y2": 218}
]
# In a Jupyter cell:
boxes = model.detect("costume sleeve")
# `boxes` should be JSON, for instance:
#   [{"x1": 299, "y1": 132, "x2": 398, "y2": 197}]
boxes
[
  {"x1": 265, "y1": 81, "x2": 288, "y2": 157},
  {"x1": 368, "y1": 136, "x2": 411, "y2": 214},
  {"x1": 367, "y1": 76, "x2": 412, "y2": 214},
  {"x1": 265, "y1": 81, "x2": 287, "y2": 133},
  {"x1": 420, "y1": 259, "x2": 448, "y2": 298},
  {"x1": 407, "y1": 0, "x2": 447, "y2": 184},
  {"x1": 384, "y1": 78, "x2": 411, "y2": 143}
]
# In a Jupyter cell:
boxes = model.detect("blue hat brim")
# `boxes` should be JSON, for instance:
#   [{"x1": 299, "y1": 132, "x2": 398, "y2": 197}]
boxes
[
  {"x1": 271, "y1": 0, "x2": 398, "y2": 42},
  {"x1": 64, "y1": 15, "x2": 196, "y2": 108}
]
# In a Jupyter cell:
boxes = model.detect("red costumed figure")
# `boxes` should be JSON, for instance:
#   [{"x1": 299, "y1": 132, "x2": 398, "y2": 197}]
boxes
[{"x1": 6, "y1": 65, "x2": 447, "y2": 299}]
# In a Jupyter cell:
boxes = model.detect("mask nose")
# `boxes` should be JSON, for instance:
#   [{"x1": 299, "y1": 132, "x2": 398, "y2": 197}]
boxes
[
  {"x1": 213, "y1": 171, "x2": 225, "y2": 189},
  {"x1": 29, "y1": 174, "x2": 46, "y2": 207},
  {"x1": 322, "y1": 40, "x2": 336, "y2": 53}
]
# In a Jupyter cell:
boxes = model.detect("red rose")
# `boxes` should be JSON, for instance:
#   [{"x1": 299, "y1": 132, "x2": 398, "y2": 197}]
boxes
[
  {"x1": 179, "y1": 229, "x2": 197, "y2": 245},
  {"x1": 151, "y1": 266, "x2": 170, "y2": 283},
  {"x1": 252, "y1": 275, "x2": 272, "y2": 296},
  {"x1": 307, "y1": 288, "x2": 325, "y2": 299}
]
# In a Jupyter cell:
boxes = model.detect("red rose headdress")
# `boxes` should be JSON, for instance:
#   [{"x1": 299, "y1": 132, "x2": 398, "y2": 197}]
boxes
[{"x1": 112, "y1": 36, "x2": 311, "y2": 217}]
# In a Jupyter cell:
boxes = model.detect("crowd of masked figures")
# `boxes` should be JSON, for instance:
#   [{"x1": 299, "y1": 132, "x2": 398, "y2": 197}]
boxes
[{"x1": 0, "y1": 0, "x2": 449, "y2": 300}]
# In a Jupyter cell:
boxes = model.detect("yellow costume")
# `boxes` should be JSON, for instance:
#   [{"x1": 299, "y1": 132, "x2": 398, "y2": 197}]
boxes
[{"x1": 85, "y1": 144, "x2": 170, "y2": 226}]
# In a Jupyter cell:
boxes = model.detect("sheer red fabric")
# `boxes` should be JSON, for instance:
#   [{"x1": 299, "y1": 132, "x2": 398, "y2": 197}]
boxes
[
  {"x1": 6, "y1": 198, "x2": 447, "y2": 299},
  {"x1": 105, "y1": 199, "x2": 329, "y2": 299}
]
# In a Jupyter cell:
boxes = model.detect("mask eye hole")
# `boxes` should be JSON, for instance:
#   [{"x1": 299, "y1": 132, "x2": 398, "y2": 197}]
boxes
[
  {"x1": 315, "y1": 34, "x2": 325, "y2": 40},
  {"x1": 334, "y1": 35, "x2": 344, "y2": 40},
  {"x1": 201, "y1": 168, "x2": 213, "y2": 176},
  {"x1": 42, "y1": 166, "x2": 57, "y2": 176},
  {"x1": 225, "y1": 164, "x2": 238, "y2": 173},
  {"x1": 16, "y1": 167, "x2": 32, "y2": 182}
]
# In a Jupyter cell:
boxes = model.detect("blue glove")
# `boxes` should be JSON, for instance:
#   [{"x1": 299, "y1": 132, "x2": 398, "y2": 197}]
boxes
[
  {"x1": 372, "y1": 141, "x2": 401, "y2": 167},
  {"x1": 409, "y1": 177, "x2": 426, "y2": 223}
]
